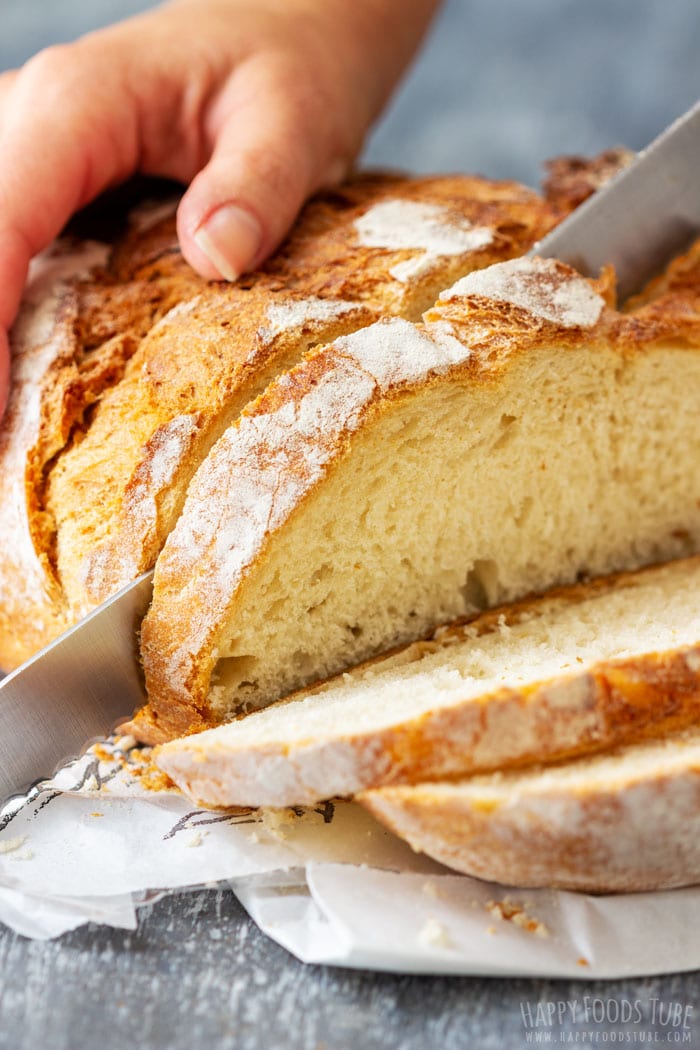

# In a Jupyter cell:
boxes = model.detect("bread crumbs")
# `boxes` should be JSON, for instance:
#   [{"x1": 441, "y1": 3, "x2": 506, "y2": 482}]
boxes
[
  {"x1": 257, "y1": 806, "x2": 324, "y2": 839},
  {"x1": 9, "y1": 848, "x2": 34, "y2": 862},
  {"x1": 418, "y1": 917, "x2": 453, "y2": 949},
  {"x1": 485, "y1": 897, "x2": 549, "y2": 937},
  {"x1": 0, "y1": 836, "x2": 26, "y2": 855}
]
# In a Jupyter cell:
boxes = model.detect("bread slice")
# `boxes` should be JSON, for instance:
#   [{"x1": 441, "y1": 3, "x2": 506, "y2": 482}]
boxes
[
  {"x1": 0, "y1": 239, "x2": 112, "y2": 666},
  {"x1": 46, "y1": 174, "x2": 553, "y2": 618},
  {"x1": 153, "y1": 556, "x2": 700, "y2": 806},
  {"x1": 46, "y1": 288, "x2": 377, "y2": 615},
  {"x1": 0, "y1": 173, "x2": 555, "y2": 667},
  {"x1": 359, "y1": 727, "x2": 700, "y2": 892},
  {"x1": 133, "y1": 254, "x2": 700, "y2": 743}
]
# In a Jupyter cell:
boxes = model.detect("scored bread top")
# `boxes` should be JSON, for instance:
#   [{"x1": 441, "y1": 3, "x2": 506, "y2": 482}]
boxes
[
  {"x1": 1, "y1": 171, "x2": 558, "y2": 668},
  {"x1": 261, "y1": 173, "x2": 558, "y2": 315}
]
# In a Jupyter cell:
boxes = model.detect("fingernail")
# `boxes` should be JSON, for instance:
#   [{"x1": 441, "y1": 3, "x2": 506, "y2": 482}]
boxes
[{"x1": 193, "y1": 204, "x2": 263, "y2": 282}]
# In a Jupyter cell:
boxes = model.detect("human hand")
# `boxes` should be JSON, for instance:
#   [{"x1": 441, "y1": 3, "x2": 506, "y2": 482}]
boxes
[{"x1": 0, "y1": 0, "x2": 440, "y2": 413}]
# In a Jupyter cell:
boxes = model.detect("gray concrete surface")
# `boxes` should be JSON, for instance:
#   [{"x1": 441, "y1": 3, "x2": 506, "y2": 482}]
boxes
[{"x1": 2, "y1": 888, "x2": 700, "y2": 1050}]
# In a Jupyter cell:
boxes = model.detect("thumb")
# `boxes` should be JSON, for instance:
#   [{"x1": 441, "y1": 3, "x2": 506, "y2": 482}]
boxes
[{"x1": 176, "y1": 58, "x2": 349, "y2": 281}]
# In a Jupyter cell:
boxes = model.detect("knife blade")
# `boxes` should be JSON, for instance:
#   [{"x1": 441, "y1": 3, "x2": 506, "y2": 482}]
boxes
[
  {"x1": 0, "y1": 571, "x2": 152, "y2": 802},
  {"x1": 4, "y1": 103, "x2": 700, "y2": 804},
  {"x1": 533, "y1": 99, "x2": 700, "y2": 297}
]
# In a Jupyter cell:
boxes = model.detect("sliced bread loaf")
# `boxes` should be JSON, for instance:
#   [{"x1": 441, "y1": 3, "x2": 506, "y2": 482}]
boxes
[
  {"x1": 1, "y1": 172, "x2": 555, "y2": 667},
  {"x1": 154, "y1": 556, "x2": 700, "y2": 806},
  {"x1": 359, "y1": 727, "x2": 700, "y2": 892},
  {"x1": 133, "y1": 254, "x2": 700, "y2": 743}
]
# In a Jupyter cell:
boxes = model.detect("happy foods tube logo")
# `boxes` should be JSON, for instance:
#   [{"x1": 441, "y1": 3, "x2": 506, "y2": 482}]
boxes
[{"x1": 519, "y1": 997, "x2": 694, "y2": 1043}]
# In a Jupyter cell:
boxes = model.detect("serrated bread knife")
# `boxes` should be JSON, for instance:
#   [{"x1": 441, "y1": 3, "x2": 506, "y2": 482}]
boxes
[
  {"x1": 0, "y1": 572, "x2": 153, "y2": 803},
  {"x1": 2, "y1": 100, "x2": 700, "y2": 803}
]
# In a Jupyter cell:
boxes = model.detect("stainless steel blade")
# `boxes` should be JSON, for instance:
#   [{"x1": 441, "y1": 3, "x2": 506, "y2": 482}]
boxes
[
  {"x1": 534, "y1": 100, "x2": 700, "y2": 299},
  {"x1": 0, "y1": 571, "x2": 152, "y2": 800}
]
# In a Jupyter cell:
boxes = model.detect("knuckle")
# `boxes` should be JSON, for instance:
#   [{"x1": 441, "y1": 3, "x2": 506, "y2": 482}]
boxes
[
  {"x1": 19, "y1": 42, "x2": 98, "y2": 107},
  {"x1": 21, "y1": 44, "x2": 74, "y2": 85}
]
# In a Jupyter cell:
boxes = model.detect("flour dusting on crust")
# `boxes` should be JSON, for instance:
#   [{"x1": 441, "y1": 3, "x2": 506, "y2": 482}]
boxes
[
  {"x1": 442, "y1": 257, "x2": 604, "y2": 328},
  {"x1": 354, "y1": 200, "x2": 494, "y2": 284},
  {"x1": 84, "y1": 413, "x2": 201, "y2": 602},
  {"x1": 334, "y1": 316, "x2": 471, "y2": 387},
  {"x1": 0, "y1": 241, "x2": 109, "y2": 618},
  {"x1": 260, "y1": 298, "x2": 364, "y2": 342}
]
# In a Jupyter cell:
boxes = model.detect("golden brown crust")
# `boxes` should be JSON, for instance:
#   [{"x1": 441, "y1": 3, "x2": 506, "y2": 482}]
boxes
[
  {"x1": 48, "y1": 288, "x2": 377, "y2": 614},
  {"x1": 360, "y1": 728, "x2": 700, "y2": 892},
  {"x1": 261, "y1": 173, "x2": 558, "y2": 315},
  {"x1": 1, "y1": 170, "x2": 556, "y2": 670},
  {"x1": 152, "y1": 555, "x2": 700, "y2": 804},
  {"x1": 542, "y1": 147, "x2": 634, "y2": 217},
  {"x1": 156, "y1": 642, "x2": 700, "y2": 804},
  {"x1": 0, "y1": 214, "x2": 215, "y2": 668},
  {"x1": 623, "y1": 236, "x2": 700, "y2": 315}
]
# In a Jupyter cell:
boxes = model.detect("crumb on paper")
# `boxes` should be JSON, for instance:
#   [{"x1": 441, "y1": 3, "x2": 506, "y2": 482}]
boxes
[
  {"x1": 88, "y1": 738, "x2": 178, "y2": 795},
  {"x1": 10, "y1": 848, "x2": 34, "y2": 862},
  {"x1": 185, "y1": 831, "x2": 204, "y2": 848},
  {"x1": 257, "y1": 806, "x2": 323, "y2": 840},
  {"x1": 485, "y1": 897, "x2": 549, "y2": 937},
  {"x1": 258, "y1": 808, "x2": 297, "y2": 840},
  {"x1": 114, "y1": 734, "x2": 137, "y2": 752},
  {"x1": 91, "y1": 744, "x2": 114, "y2": 763},
  {"x1": 91, "y1": 812, "x2": 103, "y2": 818},
  {"x1": 577, "y1": 957, "x2": 590, "y2": 967},
  {"x1": 0, "y1": 835, "x2": 34, "y2": 860},
  {"x1": 486, "y1": 925, "x2": 497, "y2": 936},
  {"x1": 418, "y1": 916, "x2": 453, "y2": 949},
  {"x1": 138, "y1": 768, "x2": 177, "y2": 793},
  {"x1": 0, "y1": 836, "x2": 26, "y2": 855}
]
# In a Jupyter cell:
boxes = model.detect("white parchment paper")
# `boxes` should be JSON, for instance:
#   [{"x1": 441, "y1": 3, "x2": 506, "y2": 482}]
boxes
[{"x1": 2, "y1": 738, "x2": 699, "y2": 977}]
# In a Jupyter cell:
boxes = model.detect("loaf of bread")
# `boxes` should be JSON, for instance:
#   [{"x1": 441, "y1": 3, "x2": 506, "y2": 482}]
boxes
[
  {"x1": 132, "y1": 248, "x2": 700, "y2": 743},
  {"x1": 154, "y1": 555, "x2": 700, "y2": 806},
  {"x1": 0, "y1": 172, "x2": 557, "y2": 669},
  {"x1": 9, "y1": 152, "x2": 700, "y2": 895},
  {"x1": 360, "y1": 728, "x2": 700, "y2": 893}
]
